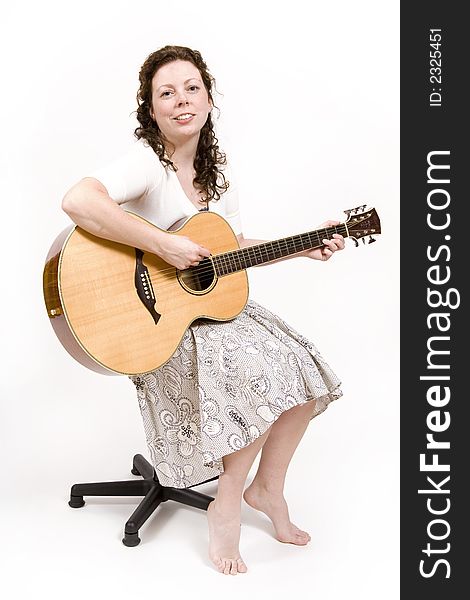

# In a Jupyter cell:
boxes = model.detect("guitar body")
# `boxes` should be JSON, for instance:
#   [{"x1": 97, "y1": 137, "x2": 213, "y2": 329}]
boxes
[
  {"x1": 44, "y1": 204, "x2": 380, "y2": 376},
  {"x1": 43, "y1": 212, "x2": 248, "y2": 375}
]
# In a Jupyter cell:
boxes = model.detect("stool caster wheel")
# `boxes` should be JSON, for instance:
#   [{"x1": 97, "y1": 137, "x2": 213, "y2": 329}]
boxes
[
  {"x1": 131, "y1": 467, "x2": 140, "y2": 476},
  {"x1": 69, "y1": 495, "x2": 85, "y2": 508},
  {"x1": 122, "y1": 532, "x2": 141, "y2": 547}
]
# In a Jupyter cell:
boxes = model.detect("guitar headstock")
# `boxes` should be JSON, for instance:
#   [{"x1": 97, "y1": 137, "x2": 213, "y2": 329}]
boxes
[{"x1": 344, "y1": 205, "x2": 381, "y2": 246}]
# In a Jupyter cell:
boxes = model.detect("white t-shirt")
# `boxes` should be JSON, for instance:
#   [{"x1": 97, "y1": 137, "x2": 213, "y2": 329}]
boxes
[{"x1": 87, "y1": 138, "x2": 243, "y2": 235}]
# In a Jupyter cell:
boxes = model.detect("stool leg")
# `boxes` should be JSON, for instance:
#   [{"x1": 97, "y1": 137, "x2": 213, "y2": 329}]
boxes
[
  {"x1": 131, "y1": 453, "x2": 155, "y2": 479},
  {"x1": 69, "y1": 479, "x2": 150, "y2": 508},
  {"x1": 123, "y1": 482, "x2": 165, "y2": 547},
  {"x1": 167, "y1": 487, "x2": 214, "y2": 510}
]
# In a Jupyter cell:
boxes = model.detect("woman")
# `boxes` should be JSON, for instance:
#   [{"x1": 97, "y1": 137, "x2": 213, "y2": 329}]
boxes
[{"x1": 62, "y1": 45, "x2": 345, "y2": 575}]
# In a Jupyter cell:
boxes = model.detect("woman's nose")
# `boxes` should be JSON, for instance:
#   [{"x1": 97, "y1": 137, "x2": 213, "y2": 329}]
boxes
[{"x1": 176, "y1": 90, "x2": 189, "y2": 105}]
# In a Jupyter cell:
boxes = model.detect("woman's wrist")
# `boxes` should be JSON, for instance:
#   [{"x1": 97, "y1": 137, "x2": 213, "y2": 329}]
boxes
[{"x1": 151, "y1": 228, "x2": 171, "y2": 257}]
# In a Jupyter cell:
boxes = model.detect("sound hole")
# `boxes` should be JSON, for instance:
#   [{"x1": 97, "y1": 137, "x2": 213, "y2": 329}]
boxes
[{"x1": 177, "y1": 257, "x2": 217, "y2": 294}]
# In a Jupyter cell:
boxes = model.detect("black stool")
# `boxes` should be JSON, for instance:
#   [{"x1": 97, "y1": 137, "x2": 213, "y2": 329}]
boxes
[{"x1": 68, "y1": 453, "x2": 217, "y2": 546}]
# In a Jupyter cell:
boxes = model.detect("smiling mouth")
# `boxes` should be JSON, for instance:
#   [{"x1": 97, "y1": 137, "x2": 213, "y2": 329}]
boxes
[{"x1": 173, "y1": 113, "x2": 195, "y2": 121}]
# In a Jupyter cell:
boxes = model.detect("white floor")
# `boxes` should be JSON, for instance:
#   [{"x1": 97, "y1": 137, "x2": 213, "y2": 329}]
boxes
[{"x1": 1, "y1": 371, "x2": 399, "y2": 600}]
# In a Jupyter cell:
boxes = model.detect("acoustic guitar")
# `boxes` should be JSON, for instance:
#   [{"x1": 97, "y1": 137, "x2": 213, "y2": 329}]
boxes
[{"x1": 43, "y1": 205, "x2": 380, "y2": 375}]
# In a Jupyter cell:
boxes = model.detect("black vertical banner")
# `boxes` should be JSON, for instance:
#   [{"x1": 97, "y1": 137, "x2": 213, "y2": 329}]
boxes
[{"x1": 401, "y1": 2, "x2": 467, "y2": 597}]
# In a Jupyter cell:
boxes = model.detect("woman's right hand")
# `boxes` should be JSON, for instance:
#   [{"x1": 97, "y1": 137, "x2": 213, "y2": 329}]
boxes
[{"x1": 154, "y1": 232, "x2": 211, "y2": 270}]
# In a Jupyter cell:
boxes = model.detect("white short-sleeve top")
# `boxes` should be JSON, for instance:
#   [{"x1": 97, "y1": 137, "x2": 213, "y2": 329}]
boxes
[{"x1": 87, "y1": 138, "x2": 243, "y2": 235}]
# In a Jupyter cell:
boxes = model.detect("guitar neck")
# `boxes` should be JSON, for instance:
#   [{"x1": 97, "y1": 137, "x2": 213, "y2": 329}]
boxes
[{"x1": 213, "y1": 223, "x2": 349, "y2": 276}]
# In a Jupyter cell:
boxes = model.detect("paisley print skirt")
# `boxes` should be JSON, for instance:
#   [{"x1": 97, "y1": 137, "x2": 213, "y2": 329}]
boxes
[{"x1": 130, "y1": 299, "x2": 342, "y2": 488}]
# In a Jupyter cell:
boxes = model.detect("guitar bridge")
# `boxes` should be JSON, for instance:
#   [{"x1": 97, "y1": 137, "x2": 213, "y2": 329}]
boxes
[{"x1": 135, "y1": 249, "x2": 161, "y2": 324}]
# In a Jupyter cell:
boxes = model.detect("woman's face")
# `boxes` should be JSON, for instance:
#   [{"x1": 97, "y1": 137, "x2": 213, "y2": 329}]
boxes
[{"x1": 150, "y1": 60, "x2": 212, "y2": 146}]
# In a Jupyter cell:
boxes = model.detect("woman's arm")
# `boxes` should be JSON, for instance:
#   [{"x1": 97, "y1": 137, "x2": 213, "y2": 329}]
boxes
[
  {"x1": 62, "y1": 178, "x2": 211, "y2": 269},
  {"x1": 62, "y1": 177, "x2": 168, "y2": 253}
]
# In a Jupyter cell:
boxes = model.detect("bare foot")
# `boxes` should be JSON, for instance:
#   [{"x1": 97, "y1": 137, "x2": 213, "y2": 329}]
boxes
[
  {"x1": 206, "y1": 500, "x2": 248, "y2": 575},
  {"x1": 243, "y1": 482, "x2": 311, "y2": 545}
]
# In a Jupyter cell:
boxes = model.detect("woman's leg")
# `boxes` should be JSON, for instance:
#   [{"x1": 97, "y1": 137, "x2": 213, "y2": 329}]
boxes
[
  {"x1": 243, "y1": 399, "x2": 316, "y2": 545},
  {"x1": 208, "y1": 428, "x2": 271, "y2": 575}
]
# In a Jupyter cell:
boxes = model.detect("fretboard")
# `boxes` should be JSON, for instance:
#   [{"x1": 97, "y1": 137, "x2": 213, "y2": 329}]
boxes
[{"x1": 213, "y1": 223, "x2": 349, "y2": 276}]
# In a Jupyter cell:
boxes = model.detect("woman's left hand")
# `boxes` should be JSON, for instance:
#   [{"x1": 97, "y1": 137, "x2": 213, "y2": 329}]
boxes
[{"x1": 303, "y1": 220, "x2": 345, "y2": 261}]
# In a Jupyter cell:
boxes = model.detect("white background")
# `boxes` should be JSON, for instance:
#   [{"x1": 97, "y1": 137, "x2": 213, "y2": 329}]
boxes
[{"x1": 0, "y1": 1, "x2": 399, "y2": 598}]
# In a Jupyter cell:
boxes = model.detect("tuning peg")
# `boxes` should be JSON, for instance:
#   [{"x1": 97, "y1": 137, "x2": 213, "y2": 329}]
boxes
[
  {"x1": 361, "y1": 237, "x2": 366, "y2": 244},
  {"x1": 352, "y1": 237, "x2": 359, "y2": 247},
  {"x1": 352, "y1": 204, "x2": 367, "y2": 213},
  {"x1": 344, "y1": 209, "x2": 352, "y2": 219},
  {"x1": 368, "y1": 236, "x2": 376, "y2": 244}
]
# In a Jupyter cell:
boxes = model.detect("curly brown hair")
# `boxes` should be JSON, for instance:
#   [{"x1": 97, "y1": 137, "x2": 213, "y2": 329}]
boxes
[{"x1": 134, "y1": 45, "x2": 229, "y2": 203}]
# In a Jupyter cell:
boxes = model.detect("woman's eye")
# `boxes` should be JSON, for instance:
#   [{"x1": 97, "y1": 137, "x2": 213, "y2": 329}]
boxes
[
  {"x1": 188, "y1": 85, "x2": 199, "y2": 92},
  {"x1": 161, "y1": 90, "x2": 173, "y2": 97}
]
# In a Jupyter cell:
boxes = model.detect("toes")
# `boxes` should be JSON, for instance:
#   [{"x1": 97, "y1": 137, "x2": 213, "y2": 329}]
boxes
[
  {"x1": 216, "y1": 557, "x2": 247, "y2": 575},
  {"x1": 216, "y1": 558, "x2": 225, "y2": 573},
  {"x1": 237, "y1": 558, "x2": 248, "y2": 573},
  {"x1": 293, "y1": 526, "x2": 311, "y2": 542},
  {"x1": 230, "y1": 560, "x2": 238, "y2": 575},
  {"x1": 276, "y1": 528, "x2": 311, "y2": 545},
  {"x1": 223, "y1": 560, "x2": 232, "y2": 575}
]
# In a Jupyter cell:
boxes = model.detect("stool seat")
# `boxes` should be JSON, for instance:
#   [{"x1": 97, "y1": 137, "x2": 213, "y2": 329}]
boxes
[{"x1": 68, "y1": 453, "x2": 217, "y2": 546}]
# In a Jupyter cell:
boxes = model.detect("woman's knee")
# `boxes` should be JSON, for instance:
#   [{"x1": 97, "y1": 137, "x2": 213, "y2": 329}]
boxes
[{"x1": 278, "y1": 399, "x2": 317, "y2": 422}]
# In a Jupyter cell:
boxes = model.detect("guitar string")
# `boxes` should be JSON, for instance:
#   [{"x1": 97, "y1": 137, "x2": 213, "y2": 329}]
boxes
[
  {"x1": 144, "y1": 224, "x2": 350, "y2": 280},
  {"x1": 138, "y1": 224, "x2": 353, "y2": 290},
  {"x1": 144, "y1": 224, "x2": 351, "y2": 282}
]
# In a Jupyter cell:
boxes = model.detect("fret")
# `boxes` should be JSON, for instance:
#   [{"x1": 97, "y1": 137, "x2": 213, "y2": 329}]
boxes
[
  {"x1": 223, "y1": 253, "x2": 231, "y2": 274},
  {"x1": 222, "y1": 253, "x2": 229, "y2": 275},
  {"x1": 262, "y1": 243, "x2": 269, "y2": 263},
  {"x1": 268, "y1": 242, "x2": 276, "y2": 261},
  {"x1": 219, "y1": 255, "x2": 226, "y2": 276},
  {"x1": 226, "y1": 252, "x2": 234, "y2": 273},
  {"x1": 265, "y1": 242, "x2": 274, "y2": 262},
  {"x1": 216, "y1": 255, "x2": 223, "y2": 276},
  {"x1": 240, "y1": 248, "x2": 247, "y2": 268},
  {"x1": 242, "y1": 248, "x2": 249, "y2": 267},
  {"x1": 243, "y1": 248, "x2": 250, "y2": 267},
  {"x1": 246, "y1": 247, "x2": 251, "y2": 266},
  {"x1": 279, "y1": 239, "x2": 288, "y2": 256},
  {"x1": 232, "y1": 252, "x2": 238, "y2": 272}
]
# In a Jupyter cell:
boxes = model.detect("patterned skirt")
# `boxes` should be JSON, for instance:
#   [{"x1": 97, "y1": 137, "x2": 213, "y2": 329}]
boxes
[{"x1": 130, "y1": 299, "x2": 342, "y2": 488}]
